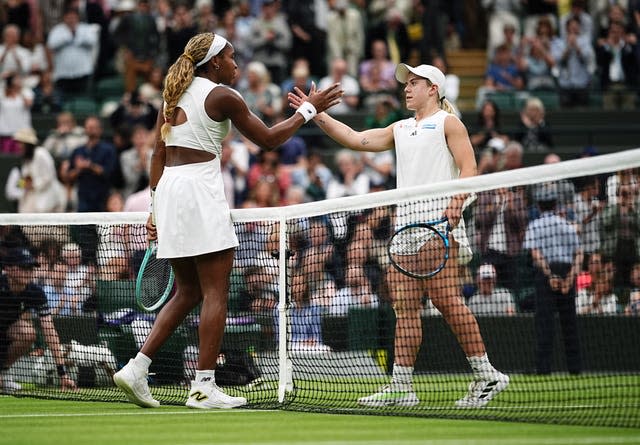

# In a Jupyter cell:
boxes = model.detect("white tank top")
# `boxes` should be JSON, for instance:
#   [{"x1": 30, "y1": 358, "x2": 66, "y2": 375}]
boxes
[{"x1": 165, "y1": 77, "x2": 233, "y2": 158}]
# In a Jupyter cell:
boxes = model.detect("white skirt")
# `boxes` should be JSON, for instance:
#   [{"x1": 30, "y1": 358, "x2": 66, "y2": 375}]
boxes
[{"x1": 155, "y1": 159, "x2": 238, "y2": 258}]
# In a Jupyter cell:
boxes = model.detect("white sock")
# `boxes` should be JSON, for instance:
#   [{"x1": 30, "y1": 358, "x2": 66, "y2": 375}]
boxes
[
  {"x1": 134, "y1": 352, "x2": 152, "y2": 370},
  {"x1": 467, "y1": 354, "x2": 497, "y2": 379},
  {"x1": 195, "y1": 369, "x2": 215, "y2": 384},
  {"x1": 391, "y1": 364, "x2": 414, "y2": 387}
]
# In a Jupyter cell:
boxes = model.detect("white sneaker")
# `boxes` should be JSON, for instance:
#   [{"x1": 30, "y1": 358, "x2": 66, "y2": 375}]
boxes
[
  {"x1": 358, "y1": 384, "x2": 419, "y2": 408},
  {"x1": 1, "y1": 376, "x2": 22, "y2": 394},
  {"x1": 185, "y1": 381, "x2": 248, "y2": 409},
  {"x1": 113, "y1": 359, "x2": 160, "y2": 408},
  {"x1": 455, "y1": 372, "x2": 510, "y2": 408}
]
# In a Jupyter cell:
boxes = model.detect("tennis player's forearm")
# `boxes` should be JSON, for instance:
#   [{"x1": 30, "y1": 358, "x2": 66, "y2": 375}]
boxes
[{"x1": 313, "y1": 112, "x2": 361, "y2": 150}]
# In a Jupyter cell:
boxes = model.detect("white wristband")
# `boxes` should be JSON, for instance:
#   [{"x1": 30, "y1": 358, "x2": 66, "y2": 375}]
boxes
[{"x1": 296, "y1": 101, "x2": 317, "y2": 123}]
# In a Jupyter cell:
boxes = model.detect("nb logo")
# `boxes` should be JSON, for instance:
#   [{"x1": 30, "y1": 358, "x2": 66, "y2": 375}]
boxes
[{"x1": 190, "y1": 391, "x2": 209, "y2": 402}]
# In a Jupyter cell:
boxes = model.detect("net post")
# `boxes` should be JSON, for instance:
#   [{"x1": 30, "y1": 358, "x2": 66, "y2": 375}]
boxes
[{"x1": 277, "y1": 214, "x2": 290, "y2": 403}]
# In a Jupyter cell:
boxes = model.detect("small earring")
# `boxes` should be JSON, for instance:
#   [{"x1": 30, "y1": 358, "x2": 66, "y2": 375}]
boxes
[{"x1": 215, "y1": 65, "x2": 220, "y2": 70}]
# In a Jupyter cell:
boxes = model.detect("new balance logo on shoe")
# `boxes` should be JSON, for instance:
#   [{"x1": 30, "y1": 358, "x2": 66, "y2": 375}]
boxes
[{"x1": 190, "y1": 391, "x2": 209, "y2": 402}]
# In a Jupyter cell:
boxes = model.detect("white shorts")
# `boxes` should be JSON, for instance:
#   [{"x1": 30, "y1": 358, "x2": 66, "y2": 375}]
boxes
[{"x1": 155, "y1": 159, "x2": 238, "y2": 258}]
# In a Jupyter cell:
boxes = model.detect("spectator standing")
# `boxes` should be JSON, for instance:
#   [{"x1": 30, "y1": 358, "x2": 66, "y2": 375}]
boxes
[
  {"x1": 358, "y1": 39, "x2": 397, "y2": 105},
  {"x1": 0, "y1": 24, "x2": 31, "y2": 77},
  {"x1": 560, "y1": 0, "x2": 594, "y2": 41},
  {"x1": 42, "y1": 111, "x2": 87, "y2": 163},
  {"x1": 0, "y1": 73, "x2": 33, "y2": 155},
  {"x1": 248, "y1": 0, "x2": 292, "y2": 86},
  {"x1": 595, "y1": 20, "x2": 639, "y2": 110},
  {"x1": 239, "y1": 61, "x2": 283, "y2": 126},
  {"x1": 166, "y1": 3, "x2": 198, "y2": 66},
  {"x1": 119, "y1": 125, "x2": 152, "y2": 199},
  {"x1": 524, "y1": 183, "x2": 583, "y2": 375},
  {"x1": 286, "y1": 0, "x2": 329, "y2": 79},
  {"x1": 60, "y1": 116, "x2": 117, "y2": 212},
  {"x1": 326, "y1": 0, "x2": 365, "y2": 78},
  {"x1": 46, "y1": 6, "x2": 98, "y2": 98},
  {"x1": 551, "y1": 16, "x2": 596, "y2": 108},
  {"x1": 114, "y1": 0, "x2": 160, "y2": 93}
]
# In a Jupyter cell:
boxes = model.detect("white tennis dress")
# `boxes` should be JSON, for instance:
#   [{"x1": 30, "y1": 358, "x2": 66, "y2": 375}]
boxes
[
  {"x1": 155, "y1": 77, "x2": 239, "y2": 258},
  {"x1": 392, "y1": 109, "x2": 472, "y2": 263}
]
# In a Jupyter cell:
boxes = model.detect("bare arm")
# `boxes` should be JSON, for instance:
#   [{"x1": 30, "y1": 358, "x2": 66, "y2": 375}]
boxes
[
  {"x1": 40, "y1": 315, "x2": 76, "y2": 390},
  {"x1": 444, "y1": 114, "x2": 478, "y2": 226}
]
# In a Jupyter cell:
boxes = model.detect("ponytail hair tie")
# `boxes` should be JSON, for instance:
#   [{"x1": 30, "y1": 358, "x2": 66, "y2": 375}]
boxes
[{"x1": 183, "y1": 53, "x2": 195, "y2": 64}]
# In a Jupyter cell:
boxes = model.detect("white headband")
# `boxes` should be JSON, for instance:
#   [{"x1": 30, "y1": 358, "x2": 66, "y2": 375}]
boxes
[{"x1": 196, "y1": 35, "x2": 229, "y2": 67}]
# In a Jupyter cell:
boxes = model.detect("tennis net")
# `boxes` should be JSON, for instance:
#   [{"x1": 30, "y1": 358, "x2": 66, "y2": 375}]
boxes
[{"x1": 1, "y1": 149, "x2": 639, "y2": 427}]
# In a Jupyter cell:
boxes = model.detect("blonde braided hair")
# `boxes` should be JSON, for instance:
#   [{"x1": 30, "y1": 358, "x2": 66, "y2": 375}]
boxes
[{"x1": 160, "y1": 33, "x2": 219, "y2": 141}]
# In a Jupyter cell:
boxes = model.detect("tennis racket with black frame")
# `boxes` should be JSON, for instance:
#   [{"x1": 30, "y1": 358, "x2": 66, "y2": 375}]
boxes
[
  {"x1": 387, "y1": 216, "x2": 451, "y2": 279},
  {"x1": 135, "y1": 240, "x2": 175, "y2": 312}
]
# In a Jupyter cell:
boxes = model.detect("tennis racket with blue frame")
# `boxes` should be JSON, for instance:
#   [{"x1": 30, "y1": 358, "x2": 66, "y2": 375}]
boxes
[
  {"x1": 135, "y1": 240, "x2": 175, "y2": 312},
  {"x1": 387, "y1": 216, "x2": 451, "y2": 279}
]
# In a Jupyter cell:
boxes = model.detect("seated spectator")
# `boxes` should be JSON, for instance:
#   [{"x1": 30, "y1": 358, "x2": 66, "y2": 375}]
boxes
[
  {"x1": 512, "y1": 97, "x2": 553, "y2": 152},
  {"x1": 550, "y1": 16, "x2": 595, "y2": 108},
  {"x1": 31, "y1": 70, "x2": 63, "y2": 114},
  {"x1": 5, "y1": 128, "x2": 66, "y2": 214},
  {"x1": 467, "y1": 264, "x2": 516, "y2": 316},
  {"x1": 595, "y1": 20, "x2": 639, "y2": 110},
  {"x1": 42, "y1": 262, "x2": 75, "y2": 317},
  {"x1": 280, "y1": 58, "x2": 313, "y2": 119},
  {"x1": 137, "y1": 66, "x2": 164, "y2": 111},
  {"x1": 469, "y1": 99, "x2": 510, "y2": 153},
  {"x1": 119, "y1": 125, "x2": 152, "y2": 199},
  {"x1": 241, "y1": 265, "x2": 278, "y2": 314},
  {"x1": 625, "y1": 262, "x2": 640, "y2": 315},
  {"x1": 358, "y1": 39, "x2": 397, "y2": 107},
  {"x1": 318, "y1": 58, "x2": 360, "y2": 115},
  {"x1": 432, "y1": 55, "x2": 460, "y2": 113},
  {"x1": 96, "y1": 190, "x2": 130, "y2": 281},
  {"x1": 576, "y1": 252, "x2": 618, "y2": 314},
  {"x1": 326, "y1": 149, "x2": 371, "y2": 200},
  {"x1": 484, "y1": 43, "x2": 525, "y2": 92},
  {"x1": 484, "y1": 2, "x2": 521, "y2": 62},
  {"x1": 239, "y1": 61, "x2": 283, "y2": 126},
  {"x1": 290, "y1": 149, "x2": 333, "y2": 202},
  {"x1": 247, "y1": 149, "x2": 291, "y2": 204},
  {"x1": 42, "y1": 111, "x2": 87, "y2": 163},
  {"x1": 109, "y1": 88, "x2": 158, "y2": 131},
  {"x1": 573, "y1": 175, "x2": 604, "y2": 258},
  {"x1": 60, "y1": 242, "x2": 95, "y2": 315}
]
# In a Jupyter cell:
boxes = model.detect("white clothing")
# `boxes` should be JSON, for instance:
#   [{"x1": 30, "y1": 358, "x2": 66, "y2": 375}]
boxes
[
  {"x1": 0, "y1": 44, "x2": 32, "y2": 76},
  {"x1": 17, "y1": 147, "x2": 66, "y2": 213},
  {"x1": 392, "y1": 110, "x2": 472, "y2": 262},
  {"x1": 0, "y1": 87, "x2": 33, "y2": 136},
  {"x1": 576, "y1": 289, "x2": 618, "y2": 315},
  {"x1": 155, "y1": 159, "x2": 238, "y2": 258},
  {"x1": 467, "y1": 287, "x2": 515, "y2": 316},
  {"x1": 165, "y1": 77, "x2": 237, "y2": 158},
  {"x1": 47, "y1": 22, "x2": 98, "y2": 81},
  {"x1": 318, "y1": 74, "x2": 360, "y2": 115}
]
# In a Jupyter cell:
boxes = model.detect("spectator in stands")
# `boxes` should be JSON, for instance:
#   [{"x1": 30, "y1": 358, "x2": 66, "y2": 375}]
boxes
[
  {"x1": 286, "y1": 0, "x2": 328, "y2": 79},
  {"x1": 522, "y1": 0, "x2": 559, "y2": 38},
  {"x1": 595, "y1": 3, "x2": 635, "y2": 40},
  {"x1": 625, "y1": 262, "x2": 640, "y2": 315},
  {"x1": 358, "y1": 39, "x2": 398, "y2": 106},
  {"x1": 137, "y1": 66, "x2": 164, "y2": 111},
  {"x1": 301, "y1": 217, "x2": 337, "y2": 310},
  {"x1": 326, "y1": 0, "x2": 365, "y2": 78},
  {"x1": 46, "y1": 6, "x2": 98, "y2": 98},
  {"x1": 551, "y1": 16, "x2": 596, "y2": 108},
  {"x1": 560, "y1": 0, "x2": 594, "y2": 41},
  {"x1": 524, "y1": 182, "x2": 583, "y2": 375},
  {"x1": 42, "y1": 111, "x2": 87, "y2": 162},
  {"x1": 599, "y1": 177, "x2": 640, "y2": 292},
  {"x1": 0, "y1": 247, "x2": 76, "y2": 393},
  {"x1": 366, "y1": 8, "x2": 410, "y2": 65},
  {"x1": 31, "y1": 69, "x2": 63, "y2": 114},
  {"x1": 573, "y1": 175, "x2": 604, "y2": 261},
  {"x1": 467, "y1": 264, "x2": 516, "y2": 316},
  {"x1": 21, "y1": 28, "x2": 49, "y2": 91},
  {"x1": 484, "y1": 43, "x2": 525, "y2": 92},
  {"x1": 513, "y1": 97, "x2": 553, "y2": 152},
  {"x1": 482, "y1": 0, "x2": 522, "y2": 61},
  {"x1": 531, "y1": 153, "x2": 576, "y2": 221},
  {"x1": 119, "y1": 125, "x2": 152, "y2": 199},
  {"x1": 432, "y1": 55, "x2": 461, "y2": 114},
  {"x1": 0, "y1": 24, "x2": 31, "y2": 77},
  {"x1": 290, "y1": 149, "x2": 333, "y2": 202},
  {"x1": 595, "y1": 20, "x2": 639, "y2": 110},
  {"x1": 165, "y1": 3, "x2": 198, "y2": 66},
  {"x1": 96, "y1": 190, "x2": 131, "y2": 281},
  {"x1": 576, "y1": 251, "x2": 618, "y2": 314},
  {"x1": 0, "y1": 73, "x2": 34, "y2": 154},
  {"x1": 60, "y1": 116, "x2": 117, "y2": 212},
  {"x1": 469, "y1": 99, "x2": 510, "y2": 153},
  {"x1": 59, "y1": 242, "x2": 95, "y2": 315},
  {"x1": 241, "y1": 265, "x2": 278, "y2": 314},
  {"x1": 518, "y1": 20, "x2": 558, "y2": 91},
  {"x1": 326, "y1": 149, "x2": 371, "y2": 200},
  {"x1": 318, "y1": 58, "x2": 360, "y2": 115},
  {"x1": 42, "y1": 262, "x2": 75, "y2": 317},
  {"x1": 365, "y1": 93, "x2": 403, "y2": 129},
  {"x1": 4, "y1": 127, "x2": 66, "y2": 213},
  {"x1": 248, "y1": 0, "x2": 292, "y2": 85},
  {"x1": 247, "y1": 149, "x2": 291, "y2": 204},
  {"x1": 419, "y1": 0, "x2": 447, "y2": 63},
  {"x1": 280, "y1": 58, "x2": 313, "y2": 119},
  {"x1": 109, "y1": 88, "x2": 158, "y2": 132},
  {"x1": 114, "y1": 0, "x2": 160, "y2": 93},
  {"x1": 239, "y1": 61, "x2": 283, "y2": 126}
]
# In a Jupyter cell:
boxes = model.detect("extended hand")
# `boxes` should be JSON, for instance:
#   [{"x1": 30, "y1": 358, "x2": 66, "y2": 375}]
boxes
[{"x1": 61, "y1": 376, "x2": 77, "y2": 391}]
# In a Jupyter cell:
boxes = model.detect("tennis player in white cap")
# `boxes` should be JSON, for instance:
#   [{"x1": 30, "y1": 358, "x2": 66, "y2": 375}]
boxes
[{"x1": 289, "y1": 63, "x2": 509, "y2": 408}]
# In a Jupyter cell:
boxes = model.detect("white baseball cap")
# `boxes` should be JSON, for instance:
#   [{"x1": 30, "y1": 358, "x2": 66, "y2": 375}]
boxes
[{"x1": 394, "y1": 64, "x2": 446, "y2": 99}]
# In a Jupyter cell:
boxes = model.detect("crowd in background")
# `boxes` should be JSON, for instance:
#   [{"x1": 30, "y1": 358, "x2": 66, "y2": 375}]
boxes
[{"x1": 1, "y1": 0, "x2": 640, "y2": 354}]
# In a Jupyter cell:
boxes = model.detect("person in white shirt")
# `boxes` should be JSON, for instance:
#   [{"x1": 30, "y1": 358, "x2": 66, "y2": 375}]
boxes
[
  {"x1": 318, "y1": 58, "x2": 360, "y2": 115},
  {"x1": 0, "y1": 25, "x2": 32, "y2": 78},
  {"x1": 290, "y1": 63, "x2": 509, "y2": 409},
  {"x1": 467, "y1": 264, "x2": 516, "y2": 316}
]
